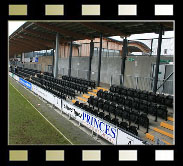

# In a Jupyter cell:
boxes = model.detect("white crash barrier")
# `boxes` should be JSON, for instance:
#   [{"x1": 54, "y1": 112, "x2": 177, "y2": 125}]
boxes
[
  {"x1": 117, "y1": 129, "x2": 144, "y2": 145},
  {"x1": 62, "y1": 100, "x2": 117, "y2": 144},
  {"x1": 32, "y1": 84, "x2": 55, "y2": 106}
]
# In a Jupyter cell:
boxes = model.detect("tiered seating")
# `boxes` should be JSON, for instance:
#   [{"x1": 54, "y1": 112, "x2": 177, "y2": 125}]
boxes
[
  {"x1": 62, "y1": 75, "x2": 96, "y2": 89},
  {"x1": 14, "y1": 66, "x2": 41, "y2": 79},
  {"x1": 95, "y1": 89, "x2": 150, "y2": 130},
  {"x1": 109, "y1": 85, "x2": 172, "y2": 121},
  {"x1": 110, "y1": 85, "x2": 173, "y2": 107},
  {"x1": 87, "y1": 95, "x2": 140, "y2": 135}
]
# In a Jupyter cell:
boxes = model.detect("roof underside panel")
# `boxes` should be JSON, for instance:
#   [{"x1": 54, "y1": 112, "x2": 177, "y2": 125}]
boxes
[{"x1": 9, "y1": 21, "x2": 173, "y2": 57}]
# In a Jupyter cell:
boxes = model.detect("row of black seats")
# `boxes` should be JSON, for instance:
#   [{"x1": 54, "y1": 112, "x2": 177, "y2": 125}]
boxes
[
  {"x1": 87, "y1": 96, "x2": 149, "y2": 133},
  {"x1": 40, "y1": 76, "x2": 88, "y2": 95},
  {"x1": 62, "y1": 75, "x2": 96, "y2": 89},
  {"x1": 59, "y1": 80, "x2": 88, "y2": 94},
  {"x1": 110, "y1": 85, "x2": 173, "y2": 107},
  {"x1": 31, "y1": 76, "x2": 76, "y2": 99},
  {"x1": 17, "y1": 67, "x2": 41, "y2": 75},
  {"x1": 74, "y1": 101, "x2": 138, "y2": 136},
  {"x1": 97, "y1": 89, "x2": 168, "y2": 120},
  {"x1": 38, "y1": 74, "x2": 88, "y2": 94},
  {"x1": 43, "y1": 72, "x2": 53, "y2": 77},
  {"x1": 29, "y1": 78, "x2": 67, "y2": 100}
]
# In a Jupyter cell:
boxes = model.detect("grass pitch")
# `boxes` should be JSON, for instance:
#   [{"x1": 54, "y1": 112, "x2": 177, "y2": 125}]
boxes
[{"x1": 9, "y1": 83, "x2": 71, "y2": 145}]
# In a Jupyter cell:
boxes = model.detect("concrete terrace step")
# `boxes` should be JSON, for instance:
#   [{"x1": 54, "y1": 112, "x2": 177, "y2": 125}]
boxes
[
  {"x1": 72, "y1": 99, "x2": 76, "y2": 104},
  {"x1": 153, "y1": 127, "x2": 174, "y2": 139},
  {"x1": 150, "y1": 130, "x2": 173, "y2": 144},
  {"x1": 88, "y1": 91, "x2": 97, "y2": 96},
  {"x1": 76, "y1": 96, "x2": 87, "y2": 103},
  {"x1": 145, "y1": 133, "x2": 172, "y2": 145},
  {"x1": 97, "y1": 87, "x2": 109, "y2": 91},
  {"x1": 168, "y1": 116, "x2": 174, "y2": 122},
  {"x1": 92, "y1": 89, "x2": 98, "y2": 93},
  {"x1": 160, "y1": 122, "x2": 174, "y2": 131},
  {"x1": 82, "y1": 94, "x2": 90, "y2": 99}
]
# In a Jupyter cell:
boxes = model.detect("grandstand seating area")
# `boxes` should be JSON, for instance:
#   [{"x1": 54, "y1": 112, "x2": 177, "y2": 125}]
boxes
[{"x1": 10, "y1": 66, "x2": 174, "y2": 143}]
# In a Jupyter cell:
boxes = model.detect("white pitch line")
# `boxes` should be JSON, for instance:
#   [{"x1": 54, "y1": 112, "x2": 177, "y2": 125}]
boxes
[{"x1": 10, "y1": 82, "x2": 74, "y2": 145}]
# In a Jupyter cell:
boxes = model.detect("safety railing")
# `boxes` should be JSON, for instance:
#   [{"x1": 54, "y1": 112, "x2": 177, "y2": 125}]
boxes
[{"x1": 111, "y1": 74, "x2": 173, "y2": 95}]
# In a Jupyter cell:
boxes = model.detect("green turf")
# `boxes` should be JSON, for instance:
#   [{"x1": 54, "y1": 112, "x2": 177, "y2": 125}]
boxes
[{"x1": 9, "y1": 83, "x2": 71, "y2": 145}]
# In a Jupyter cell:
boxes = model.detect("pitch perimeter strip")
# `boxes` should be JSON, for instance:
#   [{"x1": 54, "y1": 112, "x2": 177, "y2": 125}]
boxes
[{"x1": 9, "y1": 82, "x2": 74, "y2": 145}]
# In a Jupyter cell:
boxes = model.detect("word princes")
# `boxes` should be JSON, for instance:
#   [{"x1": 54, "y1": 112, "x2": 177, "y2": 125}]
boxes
[{"x1": 82, "y1": 112, "x2": 117, "y2": 139}]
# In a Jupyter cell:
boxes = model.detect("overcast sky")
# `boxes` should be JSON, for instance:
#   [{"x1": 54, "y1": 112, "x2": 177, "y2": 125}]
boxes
[{"x1": 8, "y1": 21, "x2": 174, "y2": 40}]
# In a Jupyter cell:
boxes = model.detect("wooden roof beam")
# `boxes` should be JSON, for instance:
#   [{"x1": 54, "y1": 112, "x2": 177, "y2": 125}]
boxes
[
  {"x1": 34, "y1": 22, "x2": 92, "y2": 40},
  {"x1": 9, "y1": 46, "x2": 24, "y2": 53},
  {"x1": 12, "y1": 38, "x2": 47, "y2": 50},
  {"x1": 160, "y1": 22, "x2": 174, "y2": 29},
  {"x1": 23, "y1": 29, "x2": 56, "y2": 41},
  {"x1": 9, "y1": 45, "x2": 30, "y2": 54},
  {"x1": 9, "y1": 41, "x2": 34, "y2": 51},
  {"x1": 9, "y1": 45, "x2": 38, "y2": 54},
  {"x1": 19, "y1": 34, "x2": 54, "y2": 48},
  {"x1": 80, "y1": 22, "x2": 129, "y2": 37},
  {"x1": 10, "y1": 40, "x2": 41, "y2": 51},
  {"x1": 23, "y1": 29, "x2": 69, "y2": 43}
]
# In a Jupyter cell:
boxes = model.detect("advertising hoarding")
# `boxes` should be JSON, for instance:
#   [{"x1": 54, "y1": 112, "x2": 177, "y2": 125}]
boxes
[
  {"x1": 19, "y1": 78, "x2": 32, "y2": 90},
  {"x1": 117, "y1": 129, "x2": 144, "y2": 145},
  {"x1": 61, "y1": 100, "x2": 117, "y2": 144},
  {"x1": 32, "y1": 84, "x2": 55, "y2": 104}
]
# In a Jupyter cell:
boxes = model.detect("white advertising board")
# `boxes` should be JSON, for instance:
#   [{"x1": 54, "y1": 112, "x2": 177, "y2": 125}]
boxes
[
  {"x1": 32, "y1": 84, "x2": 55, "y2": 104},
  {"x1": 9, "y1": 72, "x2": 13, "y2": 77},
  {"x1": 117, "y1": 129, "x2": 144, "y2": 145},
  {"x1": 13, "y1": 74, "x2": 19, "y2": 81},
  {"x1": 53, "y1": 96, "x2": 62, "y2": 110},
  {"x1": 61, "y1": 100, "x2": 117, "y2": 144},
  {"x1": 24, "y1": 58, "x2": 30, "y2": 63}
]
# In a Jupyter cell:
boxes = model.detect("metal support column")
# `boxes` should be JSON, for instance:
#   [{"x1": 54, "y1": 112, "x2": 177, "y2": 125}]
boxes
[
  {"x1": 153, "y1": 25, "x2": 163, "y2": 93},
  {"x1": 88, "y1": 40, "x2": 94, "y2": 80},
  {"x1": 120, "y1": 37, "x2": 128, "y2": 85},
  {"x1": 54, "y1": 33, "x2": 59, "y2": 78},
  {"x1": 150, "y1": 39, "x2": 153, "y2": 56},
  {"x1": 52, "y1": 49, "x2": 54, "y2": 74},
  {"x1": 22, "y1": 53, "x2": 25, "y2": 63},
  {"x1": 97, "y1": 34, "x2": 103, "y2": 87},
  {"x1": 68, "y1": 40, "x2": 73, "y2": 77}
]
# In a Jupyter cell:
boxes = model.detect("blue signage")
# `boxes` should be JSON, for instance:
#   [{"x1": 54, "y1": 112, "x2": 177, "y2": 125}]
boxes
[
  {"x1": 82, "y1": 112, "x2": 117, "y2": 139},
  {"x1": 19, "y1": 78, "x2": 32, "y2": 90},
  {"x1": 35, "y1": 57, "x2": 38, "y2": 62}
]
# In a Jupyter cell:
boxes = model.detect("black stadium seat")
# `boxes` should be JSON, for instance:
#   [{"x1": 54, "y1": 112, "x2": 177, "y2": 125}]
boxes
[
  {"x1": 103, "y1": 101, "x2": 110, "y2": 112},
  {"x1": 156, "y1": 94, "x2": 166, "y2": 105},
  {"x1": 148, "y1": 92, "x2": 156, "y2": 103},
  {"x1": 98, "y1": 112, "x2": 104, "y2": 119},
  {"x1": 104, "y1": 114, "x2": 111, "y2": 123},
  {"x1": 148, "y1": 102, "x2": 157, "y2": 116},
  {"x1": 111, "y1": 118, "x2": 119, "y2": 126},
  {"x1": 98, "y1": 99, "x2": 104, "y2": 111},
  {"x1": 88, "y1": 96, "x2": 94, "y2": 106},
  {"x1": 108, "y1": 102, "x2": 116, "y2": 114},
  {"x1": 119, "y1": 121, "x2": 128, "y2": 130},
  {"x1": 93, "y1": 97, "x2": 99, "y2": 109},
  {"x1": 165, "y1": 95, "x2": 173, "y2": 107},
  {"x1": 125, "y1": 96, "x2": 133, "y2": 107},
  {"x1": 138, "y1": 113, "x2": 149, "y2": 133},
  {"x1": 115, "y1": 105, "x2": 123, "y2": 117},
  {"x1": 128, "y1": 125, "x2": 138, "y2": 136},
  {"x1": 139, "y1": 100, "x2": 148, "y2": 114},
  {"x1": 157, "y1": 105, "x2": 168, "y2": 120}
]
